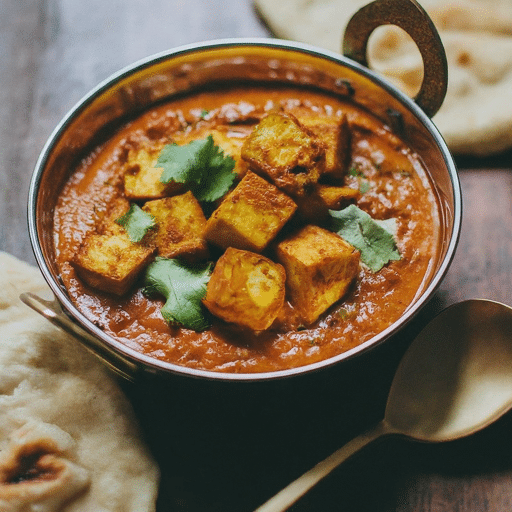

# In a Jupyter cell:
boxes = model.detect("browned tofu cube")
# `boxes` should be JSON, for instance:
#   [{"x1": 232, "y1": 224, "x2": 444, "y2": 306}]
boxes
[
  {"x1": 210, "y1": 129, "x2": 250, "y2": 178},
  {"x1": 205, "y1": 171, "x2": 297, "y2": 252},
  {"x1": 142, "y1": 191, "x2": 209, "y2": 262},
  {"x1": 203, "y1": 247, "x2": 286, "y2": 331},
  {"x1": 241, "y1": 112, "x2": 325, "y2": 197},
  {"x1": 294, "y1": 190, "x2": 330, "y2": 223},
  {"x1": 316, "y1": 185, "x2": 360, "y2": 209},
  {"x1": 295, "y1": 185, "x2": 360, "y2": 222},
  {"x1": 276, "y1": 225, "x2": 359, "y2": 325},
  {"x1": 297, "y1": 114, "x2": 350, "y2": 181},
  {"x1": 73, "y1": 233, "x2": 155, "y2": 296},
  {"x1": 124, "y1": 146, "x2": 183, "y2": 201}
]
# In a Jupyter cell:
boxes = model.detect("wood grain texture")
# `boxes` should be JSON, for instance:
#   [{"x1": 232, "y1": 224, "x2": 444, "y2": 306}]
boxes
[
  {"x1": 2, "y1": 1, "x2": 512, "y2": 511},
  {"x1": 440, "y1": 169, "x2": 512, "y2": 305}
]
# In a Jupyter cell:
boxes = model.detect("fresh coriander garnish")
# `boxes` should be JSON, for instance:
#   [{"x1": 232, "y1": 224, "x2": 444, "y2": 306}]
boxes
[
  {"x1": 359, "y1": 180, "x2": 371, "y2": 194},
  {"x1": 337, "y1": 304, "x2": 358, "y2": 321},
  {"x1": 329, "y1": 204, "x2": 400, "y2": 272},
  {"x1": 116, "y1": 204, "x2": 155, "y2": 243},
  {"x1": 348, "y1": 165, "x2": 365, "y2": 178},
  {"x1": 348, "y1": 165, "x2": 371, "y2": 193},
  {"x1": 157, "y1": 135, "x2": 236, "y2": 202},
  {"x1": 143, "y1": 257, "x2": 212, "y2": 331},
  {"x1": 199, "y1": 109, "x2": 209, "y2": 119},
  {"x1": 338, "y1": 308, "x2": 348, "y2": 320},
  {"x1": 307, "y1": 333, "x2": 324, "y2": 345}
]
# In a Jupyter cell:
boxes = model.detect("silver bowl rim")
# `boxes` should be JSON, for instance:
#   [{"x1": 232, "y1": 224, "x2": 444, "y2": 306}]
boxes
[{"x1": 27, "y1": 37, "x2": 462, "y2": 382}]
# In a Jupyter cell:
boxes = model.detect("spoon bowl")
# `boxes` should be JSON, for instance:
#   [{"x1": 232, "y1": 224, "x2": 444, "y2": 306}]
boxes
[
  {"x1": 256, "y1": 299, "x2": 512, "y2": 511},
  {"x1": 387, "y1": 299, "x2": 512, "y2": 442}
]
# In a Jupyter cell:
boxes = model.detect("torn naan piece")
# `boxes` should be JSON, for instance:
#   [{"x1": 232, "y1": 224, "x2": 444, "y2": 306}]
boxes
[
  {"x1": 254, "y1": 0, "x2": 512, "y2": 155},
  {"x1": 0, "y1": 251, "x2": 159, "y2": 511},
  {"x1": 0, "y1": 422, "x2": 90, "y2": 512}
]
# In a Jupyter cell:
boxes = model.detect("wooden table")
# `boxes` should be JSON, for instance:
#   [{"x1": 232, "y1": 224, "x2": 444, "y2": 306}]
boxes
[{"x1": 2, "y1": 1, "x2": 512, "y2": 510}]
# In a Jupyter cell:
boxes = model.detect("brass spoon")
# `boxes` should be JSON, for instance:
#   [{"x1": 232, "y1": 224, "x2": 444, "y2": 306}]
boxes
[{"x1": 256, "y1": 299, "x2": 512, "y2": 511}]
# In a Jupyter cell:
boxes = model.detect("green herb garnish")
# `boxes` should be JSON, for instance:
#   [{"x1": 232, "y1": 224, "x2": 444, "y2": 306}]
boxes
[
  {"x1": 359, "y1": 180, "x2": 371, "y2": 194},
  {"x1": 338, "y1": 308, "x2": 348, "y2": 320},
  {"x1": 337, "y1": 304, "x2": 358, "y2": 321},
  {"x1": 157, "y1": 135, "x2": 236, "y2": 202},
  {"x1": 329, "y1": 204, "x2": 400, "y2": 272},
  {"x1": 143, "y1": 257, "x2": 212, "y2": 331},
  {"x1": 348, "y1": 165, "x2": 371, "y2": 194},
  {"x1": 348, "y1": 166, "x2": 365, "y2": 178},
  {"x1": 116, "y1": 204, "x2": 155, "y2": 243}
]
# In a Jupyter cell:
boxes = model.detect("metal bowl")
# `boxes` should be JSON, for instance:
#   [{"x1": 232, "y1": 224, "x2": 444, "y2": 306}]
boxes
[{"x1": 24, "y1": 0, "x2": 461, "y2": 382}]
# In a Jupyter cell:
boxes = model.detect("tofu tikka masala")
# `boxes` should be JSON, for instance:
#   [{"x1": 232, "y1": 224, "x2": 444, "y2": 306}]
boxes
[{"x1": 54, "y1": 86, "x2": 441, "y2": 373}]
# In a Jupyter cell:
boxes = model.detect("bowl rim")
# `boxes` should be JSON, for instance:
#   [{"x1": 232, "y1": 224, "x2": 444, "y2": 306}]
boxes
[{"x1": 27, "y1": 37, "x2": 462, "y2": 381}]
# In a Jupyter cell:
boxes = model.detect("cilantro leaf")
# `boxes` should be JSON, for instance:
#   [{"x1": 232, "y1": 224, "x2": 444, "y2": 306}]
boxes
[
  {"x1": 329, "y1": 204, "x2": 400, "y2": 272},
  {"x1": 143, "y1": 257, "x2": 212, "y2": 331},
  {"x1": 359, "y1": 180, "x2": 371, "y2": 194},
  {"x1": 157, "y1": 135, "x2": 236, "y2": 202},
  {"x1": 375, "y1": 217, "x2": 398, "y2": 237},
  {"x1": 193, "y1": 143, "x2": 237, "y2": 202},
  {"x1": 116, "y1": 204, "x2": 155, "y2": 243},
  {"x1": 157, "y1": 138, "x2": 213, "y2": 184}
]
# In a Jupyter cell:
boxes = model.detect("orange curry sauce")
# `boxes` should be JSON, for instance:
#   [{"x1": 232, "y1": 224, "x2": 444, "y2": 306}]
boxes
[{"x1": 53, "y1": 86, "x2": 440, "y2": 373}]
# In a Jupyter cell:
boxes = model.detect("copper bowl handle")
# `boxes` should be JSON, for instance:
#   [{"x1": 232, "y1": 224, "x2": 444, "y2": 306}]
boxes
[{"x1": 343, "y1": 0, "x2": 448, "y2": 118}]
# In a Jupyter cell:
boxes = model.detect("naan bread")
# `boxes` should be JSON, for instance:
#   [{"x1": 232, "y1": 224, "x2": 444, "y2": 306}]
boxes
[
  {"x1": 0, "y1": 252, "x2": 159, "y2": 511},
  {"x1": 254, "y1": 0, "x2": 512, "y2": 155}
]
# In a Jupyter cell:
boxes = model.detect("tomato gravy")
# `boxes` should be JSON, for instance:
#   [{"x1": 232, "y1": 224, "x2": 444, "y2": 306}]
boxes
[{"x1": 53, "y1": 86, "x2": 441, "y2": 373}]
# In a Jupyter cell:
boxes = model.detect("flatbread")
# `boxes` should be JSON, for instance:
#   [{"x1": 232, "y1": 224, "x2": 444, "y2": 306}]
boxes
[
  {"x1": 0, "y1": 251, "x2": 159, "y2": 511},
  {"x1": 254, "y1": 0, "x2": 512, "y2": 156}
]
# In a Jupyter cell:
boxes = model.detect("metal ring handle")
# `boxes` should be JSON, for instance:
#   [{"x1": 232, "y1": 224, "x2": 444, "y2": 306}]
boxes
[
  {"x1": 343, "y1": 0, "x2": 448, "y2": 118},
  {"x1": 20, "y1": 292, "x2": 139, "y2": 382}
]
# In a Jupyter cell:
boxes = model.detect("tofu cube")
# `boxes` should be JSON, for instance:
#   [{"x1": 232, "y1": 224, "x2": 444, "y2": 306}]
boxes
[
  {"x1": 203, "y1": 247, "x2": 286, "y2": 331},
  {"x1": 241, "y1": 112, "x2": 324, "y2": 197},
  {"x1": 297, "y1": 113, "x2": 350, "y2": 181},
  {"x1": 124, "y1": 147, "x2": 183, "y2": 201},
  {"x1": 210, "y1": 129, "x2": 250, "y2": 178},
  {"x1": 205, "y1": 171, "x2": 297, "y2": 252},
  {"x1": 316, "y1": 185, "x2": 360, "y2": 209},
  {"x1": 276, "y1": 225, "x2": 360, "y2": 325},
  {"x1": 73, "y1": 233, "x2": 155, "y2": 296},
  {"x1": 142, "y1": 191, "x2": 209, "y2": 262},
  {"x1": 295, "y1": 185, "x2": 360, "y2": 222}
]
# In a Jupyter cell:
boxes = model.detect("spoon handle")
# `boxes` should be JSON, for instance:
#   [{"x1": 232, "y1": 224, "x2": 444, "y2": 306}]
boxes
[{"x1": 254, "y1": 421, "x2": 387, "y2": 512}]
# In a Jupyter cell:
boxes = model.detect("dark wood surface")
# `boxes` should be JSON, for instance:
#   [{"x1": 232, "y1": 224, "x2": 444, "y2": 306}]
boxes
[{"x1": 2, "y1": 1, "x2": 512, "y2": 511}]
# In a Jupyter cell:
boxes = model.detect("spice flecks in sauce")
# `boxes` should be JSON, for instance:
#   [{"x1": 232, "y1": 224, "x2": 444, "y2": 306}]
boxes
[{"x1": 54, "y1": 87, "x2": 440, "y2": 373}]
